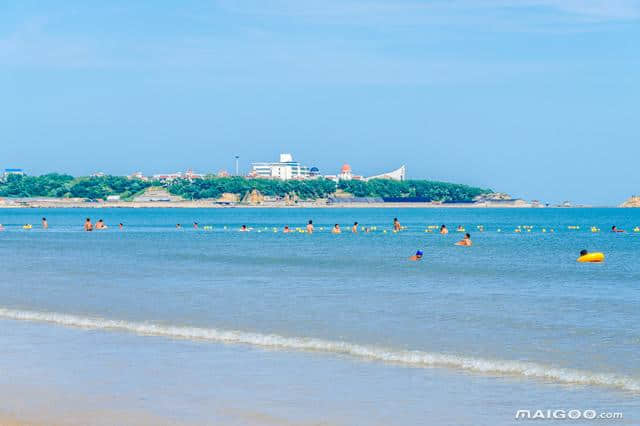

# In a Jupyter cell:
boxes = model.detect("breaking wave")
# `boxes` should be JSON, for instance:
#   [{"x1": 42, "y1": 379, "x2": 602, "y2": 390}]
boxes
[{"x1": 1, "y1": 307, "x2": 638, "y2": 392}]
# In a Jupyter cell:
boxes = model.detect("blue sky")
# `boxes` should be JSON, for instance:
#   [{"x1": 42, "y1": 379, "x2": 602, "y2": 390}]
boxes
[{"x1": 1, "y1": 0, "x2": 638, "y2": 204}]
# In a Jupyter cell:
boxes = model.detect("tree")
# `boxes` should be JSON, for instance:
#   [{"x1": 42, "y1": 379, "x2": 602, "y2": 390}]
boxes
[{"x1": 0, "y1": 174, "x2": 490, "y2": 202}]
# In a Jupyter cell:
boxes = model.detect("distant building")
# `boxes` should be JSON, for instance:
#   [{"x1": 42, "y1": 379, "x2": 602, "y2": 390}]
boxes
[
  {"x1": 335, "y1": 164, "x2": 364, "y2": 181},
  {"x1": 183, "y1": 169, "x2": 204, "y2": 180},
  {"x1": 152, "y1": 169, "x2": 204, "y2": 182},
  {"x1": 325, "y1": 164, "x2": 405, "y2": 182},
  {"x1": 250, "y1": 153, "x2": 311, "y2": 180},
  {"x1": 90, "y1": 172, "x2": 105, "y2": 177},
  {"x1": 365, "y1": 165, "x2": 406, "y2": 181},
  {"x1": 217, "y1": 170, "x2": 230, "y2": 177},
  {"x1": 152, "y1": 173, "x2": 183, "y2": 181},
  {"x1": 338, "y1": 164, "x2": 352, "y2": 180},
  {"x1": 3, "y1": 168, "x2": 24, "y2": 179},
  {"x1": 128, "y1": 171, "x2": 148, "y2": 181}
]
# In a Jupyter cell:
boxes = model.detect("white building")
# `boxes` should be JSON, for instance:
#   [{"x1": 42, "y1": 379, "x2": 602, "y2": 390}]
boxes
[
  {"x1": 152, "y1": 169, "x2": 204, "y2": 181},
  {"x1": 152, "y1": 172, "x2": 183, "y2": 181},
  {"x1": 3, "y1": 168, "x2": 24, "y2": 179},
  {"x1": 250, "y1": 154, "x2": 311, "y2": 180},
  {"x1": 183, "y1": 169, "x2": 204, "y2": 179},
  {"x1": 335, "y1": 164, "x2": 364, "y2": 181},
  {"x1": 329, "y1": 163, "x2": 406, "y2": 182},
  {"x1": 128, "y1": 171, "x2": 148, "y2": 181},
  {"x1": 338, "y1": 164, "x2": 353, "y2": 180}
]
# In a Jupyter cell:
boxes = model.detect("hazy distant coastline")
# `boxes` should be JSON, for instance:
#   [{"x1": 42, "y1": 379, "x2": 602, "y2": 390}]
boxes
[
  {"x1": 2, "y1": 173, "x2": 628, "y2": 208},
  {"x1": 0, "y1": 198, "x2": 602, "y2": 209}
]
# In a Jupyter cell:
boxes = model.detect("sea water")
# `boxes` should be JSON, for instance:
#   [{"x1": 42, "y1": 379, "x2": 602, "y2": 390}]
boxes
[{"x1": 0, "y1": 208, "x2": 638, "y2": 425}]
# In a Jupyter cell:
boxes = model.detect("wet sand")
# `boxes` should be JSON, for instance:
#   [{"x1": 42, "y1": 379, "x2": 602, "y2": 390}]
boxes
[{"x1": 0, "y1": 386, "x2": 332, "y2": 426}]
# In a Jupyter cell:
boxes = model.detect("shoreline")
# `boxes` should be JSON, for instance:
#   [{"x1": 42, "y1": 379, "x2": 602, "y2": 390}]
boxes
[{"x1": 0, "y1": 201, "x2": 609, "y2": 209}]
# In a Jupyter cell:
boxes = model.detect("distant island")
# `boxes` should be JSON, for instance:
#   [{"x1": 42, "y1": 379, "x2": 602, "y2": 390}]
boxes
[
  {"x1": 0, "y1": 173, "x2": 486, "y2": 201},
  {"x1": 620, "y1": 196, "x2": 640, "y2": 208},
  {"x1": 0, "y1": 173, "x2": 520, "y2": 208}
]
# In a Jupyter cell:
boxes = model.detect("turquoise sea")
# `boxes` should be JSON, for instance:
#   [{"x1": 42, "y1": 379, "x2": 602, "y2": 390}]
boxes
[{"x1": 0, "y1": 208, "x2": 638, "y2": 425}]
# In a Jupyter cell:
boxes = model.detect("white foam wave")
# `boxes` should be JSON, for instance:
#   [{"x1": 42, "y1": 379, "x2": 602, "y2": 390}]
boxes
[{"x1": 1, "y1": 307, "x2": 638, "y2": 392}]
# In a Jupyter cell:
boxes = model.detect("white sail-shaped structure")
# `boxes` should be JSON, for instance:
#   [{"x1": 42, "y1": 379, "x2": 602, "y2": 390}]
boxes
[{"x1": 365, "y1": 165, "x2": 406, "y2": 181}]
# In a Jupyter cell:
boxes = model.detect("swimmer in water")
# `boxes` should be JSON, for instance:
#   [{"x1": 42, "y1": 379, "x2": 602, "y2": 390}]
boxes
[
  {"x1": 176, "y1": 224, "x2": 182, "y2": 229},
  {"x1": 393, "y1": 218, "x2": 401, "y2": 232},
  {"x1": 306, "y1": 220, "x2": 314, "y2": 234},
  {"x1": 84, "y1": 218, "x2": 93, "y2": 232},
  {"x1": 440, "y1": 224, "x2": 448, "y2": 235},
  {"x1": 0, "y1": 224, "x2": 3, "y2": 231},
  {"x1": 455, "y1": 233, "x2": 472, "y2": 246},
  {"x1": 611, "y1": 225, "x2": 625, "y2": 233},
  {"x1": 95, "y1": 219, "x2": 107, "y2": 230},
  {"x1": 352, "y1": 222, "x2": 358, "y2": 233},
  {"x1": 456, "y1": 225, "x2": 464, "y2": 232},
  {"x1": 42, "y1": 217, "x2": 48, "y2": 229},
  {"x1": 240, "y1": 225, "x2": 248, "y2": 232},
  {"x1": 119, "y1": 223, "x2": 123, "y2": 230},
  {"x1": 332, "y1": 224, "x2": 341, "y2": 234},
  {"x1": 409, "y1": 250, "x2": 424, "y2": 261},
  {"x1": 283, "y1": 226, "x2": 291, "y2": 233},
  {"x1": 193, "y1": 222, "x2": 199, "y2": 229},
  {"x1": 580, "y1": 249, "x2": 588, "y2": 257}
]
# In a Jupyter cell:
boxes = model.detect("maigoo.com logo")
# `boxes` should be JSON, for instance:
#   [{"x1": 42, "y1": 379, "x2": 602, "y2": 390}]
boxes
[{"x1": 515, "y1": 409, "x2": 623, "y2": 420}]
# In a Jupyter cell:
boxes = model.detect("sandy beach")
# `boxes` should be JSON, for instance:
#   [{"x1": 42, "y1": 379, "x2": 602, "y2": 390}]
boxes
[{"x1": 0, "y1": 415, "x2": 28, "y2": 426}]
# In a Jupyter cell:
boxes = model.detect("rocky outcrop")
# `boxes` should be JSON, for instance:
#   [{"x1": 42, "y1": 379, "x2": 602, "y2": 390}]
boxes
[
  {"x1": 283, "y1": 192, "x2": 299, "y2": 206},
  {"x1": 216, "y1": 192, "x2": 239, "y2": 203},
  {"x1": 332, "y1": 189, "x2": 354, "y2": 198},
  {"x1": 241, "y1": 189, "x2": 264, "y2": 204},
  {"x1": 474, "y1": 192, "x2": 512, "y2": 202},
  {"x1": 620, "y1": 196, "x2": 640, "y2": 207},
  {"x1": 133, "y1": 187, "x2": 183, "y2": 202}
]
